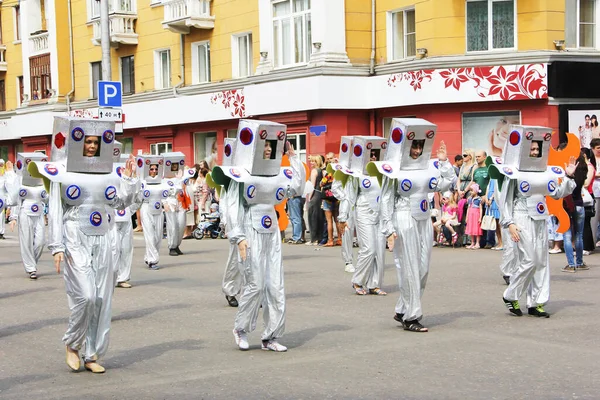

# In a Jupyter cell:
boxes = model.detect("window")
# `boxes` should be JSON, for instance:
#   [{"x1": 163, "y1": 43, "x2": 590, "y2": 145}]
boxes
[
  {"x1": 579, "y1": 0, "x2": 597, "y2": 48},
  {"x1": 121, "y1": 55, "x2": 135, "y2": 94},
  {"x1": 227, "y1": 128, "x2": 238, "y2": 138},
  {"x1": 30, "y1": 54, "x2": 51, "y2": 100},
  {"x1": 0, "y1": 80, "x2": 5, "y2": 111},
  {"x1": 466, "y1": 0, "x2": 515, "y2": 52},
  {"x1": 286, "y1": 132, "x2": 307, "y2": 164},
  {"x1": 17, "y1": 76, "x2": 24, "y2": 105},
  {"x1": 194, "y1": 132, "x2": 217, "y2": 165},
  {"x1": 90, "y1": 61, "x2": 102, "y2": 99},
  {"x1": 14, "y1": 6, "x2": 21, "y2": 41},
  {"x1": 272, "y1": 0, "x2": 311, "y2": 67},
  {"x1": 88, "y1": 0, "x2": 135, "y2": 20},
  {"x1": 232, "y1": 34, "x2": 252, "y2": 78},
  {"x1": 119, "y1": 137, "x2": 133, "y2": 154},
  {"x1": 192, "y1": 42, "x2": 210, "y2": 84},
  {"x1": 155, "y1": 49, "x2": 171, "y2": 89},
  {"x1": 389, "y1": 8, "x2": 416, "y2": 60},
  {"x1": 150, "y1": 142, "x2": 172, "y2": 155},
  {"x1": 0, "y1": 146, "x2": 8, "y2": 162}
]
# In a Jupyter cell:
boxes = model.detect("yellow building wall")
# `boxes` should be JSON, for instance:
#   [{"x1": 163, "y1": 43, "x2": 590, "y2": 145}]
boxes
[
  {"x1": 370, "y1": 0, "x2": 566, "y2": 65},
  {"x1": 70, "y1": 0, "x2": 259, "y2": 102},
  {"x1": 2, "y1": 1, "x2": 24, "y2": 111}
]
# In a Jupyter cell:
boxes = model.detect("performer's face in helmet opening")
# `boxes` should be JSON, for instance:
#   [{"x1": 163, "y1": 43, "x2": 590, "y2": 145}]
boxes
[
  {"x1": 529, "y1": 141, "x2": 542, "y2": 158},
  {"x1": 409, "y1": 140, "x2": 425, "y2": 159},
  {"x1": 263, "y1": 140, "x2": 277, "y2": 160},
  {"x1": 83, "y1": 136, "x2": 100, "y2": 157},
  {"x1": 370, "y1": 149, "x2": 381, "y2": 161},
  {"x1": 149, "y1": 164, "x2": 159, "y2": 177},
  {"x1": 170, "y1": 163, "x2": 179, "y2": 172}
]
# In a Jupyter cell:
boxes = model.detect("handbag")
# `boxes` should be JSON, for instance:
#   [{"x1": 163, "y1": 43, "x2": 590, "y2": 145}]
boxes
[
  {"x1": 481, "y1": 205, "x2": 497, "y2": 231},
  {"x1": 582, "y1": 189, "x2": 594, "y2": 207},
  {"x1": 320, "y1": 173, "x2": 336, "y2": 201}
]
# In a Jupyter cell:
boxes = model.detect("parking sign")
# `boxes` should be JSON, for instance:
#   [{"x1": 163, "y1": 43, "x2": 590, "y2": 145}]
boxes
[{"x1": 97, "y1": 81, "x2": 122, "y2": 107}]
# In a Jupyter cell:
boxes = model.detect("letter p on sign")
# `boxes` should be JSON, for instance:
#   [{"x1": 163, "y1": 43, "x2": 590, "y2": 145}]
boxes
[{"x1": 97, "y1": 81, "x2": 122, "y2": 107}]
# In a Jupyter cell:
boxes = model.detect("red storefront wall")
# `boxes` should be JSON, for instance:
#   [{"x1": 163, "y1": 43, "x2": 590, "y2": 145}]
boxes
[{"x1": 119, "y1": 99, "x2": 556, "y2": 163}]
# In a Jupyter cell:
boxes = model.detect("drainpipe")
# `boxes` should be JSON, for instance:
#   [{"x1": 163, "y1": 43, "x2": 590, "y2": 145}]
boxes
[
  {"x1": 173, "y1": 33, "x2": 185, "y2": 97},
  {"x1": 66, "y1": 0, "x2": 75, "y2": 111},
  {"x1": 369, "y1": 0, "x2": 375, "y2": 75}
]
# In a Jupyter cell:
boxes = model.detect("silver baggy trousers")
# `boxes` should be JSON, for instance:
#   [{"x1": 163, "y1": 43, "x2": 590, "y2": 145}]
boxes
[
  {"x1": 116, "y1": 220, "x2": 133, "y2": 283},
  {"x1": 234, "y1": 228, "x2": 285, "y2": 341},
  {"x1": 19, "y1": 213, "x2": 46, "y2": 273},
  {"x1": 165, "y1": 209, "x2": 185, "y2": 250},
  {"x1": 141, "y1": 203, "x2": 163, "y2": 265},
  {"x1": 62, "y1": 221, "x2": 117, "y2": 361}
]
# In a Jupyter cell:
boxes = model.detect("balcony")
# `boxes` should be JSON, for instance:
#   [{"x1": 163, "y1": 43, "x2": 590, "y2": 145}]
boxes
[
  {"x1": 0, "y1": 44, "x2": 6, "y2": 72},
  {"x1": 29, "y1": 31, "x2": 49, "y2": 56},
  {"x1": 92, "y1": 15, "x2": 138, "y2": 46},
  {"x1": 162, "y1": 0, "x2": 215, "y2": 34}
]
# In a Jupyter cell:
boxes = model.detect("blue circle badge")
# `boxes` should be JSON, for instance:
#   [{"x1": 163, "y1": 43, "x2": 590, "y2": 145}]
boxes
[
  {"x1": 362, "y1": 179, "x2": 371, "y2": 189},
  {"x1": 420, "y1": 199, "x2": 428, "y2": 212},
  {"x1": 382, "y1": 164, "x2": 393, "y2": 173},
  {"x1": 246, "y1": 185, "x2": 256, "y2": 199},
  {"x1": 105, "y1": 186, "x2": 117, "y2": 201},
  {"x1": 167, "y1": 180, "x2": 174, "y2": 187},
  {"x1": 503, "y1": 167, "x2": 513, "y2": 175},
  {"x1": 117, "y1": 209, "x2": 126, "y2": 216},
  {"x1": 154, "y1": 202, "x2": 161, "y2": 210},
  {"x1": 19, "y1": 189, "x2": 27, "y2": 198},
  {"x1": 401, "y1": 179, "x2": 412, "y2": 192},
  {"x1": 429, "y1": 177, "x2": 438, "y2": 190},
  {"x1": 551, "y1": 166, "x2": 562, "y2": 175},
  {"x1": 31, "y1": 204, "x2": 39, "y2": 213},
  {"x1": 66, "y1": 185, "x2": 81, "y2": 200},
  {"x1": 144, "y1": 190, "x2": 150, "y2": 198},
  {"x1": 284, "y1": 169, "x2": 293, "y2": 179},
  {"x1": 44, "y1": 164, "x2": 59, "y2": 176},
  {"x1": 547, "y1": 181, "x2": 556, "y2": 192},
  {"x1": 116, "y1": 166, "x2": 122, "y2": 177},
  {"x1": 433, "y1": 161, "x2": 440, "y2": 169},
  {"x1": 90, "y1": 211, "x2": 102, "y2": 227},
  {"x1": 519, "y1": 181, "x2": 530, "y2": 193},
  {"x1": 162, "y1": 190, "x2": 169, "y2": 198},
  {"x1": 41, "y1": 190, "x2": 47, "y2": 199},
  {"x1": 276, "y1": 188, "x2": 285, "y2": 201},
  {"x1": 166, "y1": 160, "x2": 172, "y2": 166},
  {"x1": 536, "y1": 202, "x2": 546, "y2": 214},
  {"x1": 230, "y1": 168, "x2": 241, "y2": 178},
  {"x1": 0, "y1": 199, "x2": 3, "y2": 208},
  {"x1": 261, "y1": 216, "x2": 273, "y2": 229}
]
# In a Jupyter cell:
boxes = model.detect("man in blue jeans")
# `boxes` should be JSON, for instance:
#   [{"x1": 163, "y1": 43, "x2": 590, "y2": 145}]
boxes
[{"x1": 287, "y1": 196, "x2": 305, "y2": 244}]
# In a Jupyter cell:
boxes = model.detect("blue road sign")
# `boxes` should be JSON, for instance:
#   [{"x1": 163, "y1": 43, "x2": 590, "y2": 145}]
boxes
[
  {"x1": 309, "y1": 125, "x2": 327, "y2": 136},
  {"x1": 97, "y1": 81, "x2": 122, "y2": 107}
]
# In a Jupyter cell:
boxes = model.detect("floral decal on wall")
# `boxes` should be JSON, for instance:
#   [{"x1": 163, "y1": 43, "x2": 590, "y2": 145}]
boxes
[
  {"x1": 387, "y1": 64, "x2": 547, "y2": 101},
  {"x1": 210, "y1": 89, "x2": 246, "y2": 118}
]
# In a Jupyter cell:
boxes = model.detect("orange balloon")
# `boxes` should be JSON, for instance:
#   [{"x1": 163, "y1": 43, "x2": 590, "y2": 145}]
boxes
[{"x1": 546, "y1": 132, "x2": 581, "y2": 234}]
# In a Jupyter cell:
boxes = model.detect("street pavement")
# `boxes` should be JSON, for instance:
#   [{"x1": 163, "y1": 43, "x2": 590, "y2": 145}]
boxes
[{"x1": 1, "y1": 231, "x2": 599, "y2": 400}]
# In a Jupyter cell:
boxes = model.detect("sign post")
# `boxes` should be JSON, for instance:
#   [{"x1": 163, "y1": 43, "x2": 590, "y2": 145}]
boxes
[{"x1": 97, "y1": 81, "x2": 124, "y2": 129}]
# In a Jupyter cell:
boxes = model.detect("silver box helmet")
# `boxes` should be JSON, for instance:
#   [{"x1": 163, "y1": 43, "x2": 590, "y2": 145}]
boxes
[
  {"x1": 136, "y1": 155, "x2": 164, "y2": 184},
  {"x1": 501, "y1": 125, "x2": 553, "y2": 172},
  {"x1": 222, "y1": 138, "x2": 236, "y2": 167},
  {"x1": 162, "y1": 151, "x2": 186, "y2": 179},
  {"x1": 51, "y1": 116, "x2": 116, "y2": 174},
  {"x1": 15, "y1": 152, "x2": 47, "y2": 186},
  {"x1": 350, "y1": 136, "x2": 388, "y2": 175},
  {"x1": 233, "y1": 119, "x2": 287, "y2": 177},
  {"x1": 386, "y1": 118, "x2": 437, "y2": 170},
  {"x1": 113, "y1": 140, "x2": 123, "y2": 163},
  {"x1": 337, "y1": 136, "x2": 354, "y2": 169}
]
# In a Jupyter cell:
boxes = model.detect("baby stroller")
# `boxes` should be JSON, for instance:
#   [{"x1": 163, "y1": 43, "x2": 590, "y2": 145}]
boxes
[{"x1": 193, "y1": 204, "x2": 225, "y2": 239}]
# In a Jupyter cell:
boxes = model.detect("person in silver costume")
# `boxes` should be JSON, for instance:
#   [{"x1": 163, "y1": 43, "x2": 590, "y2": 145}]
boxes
[
  {"x1": 332, "y1": 178, "x2": 356, "y2": 273},
  {"x1": 5, "y1": 154, "x2": 49, "y2": 279},
  {"x1": 162, "y1": 152, "x2": 188, "y2": 257},
  {"x1": 369, "y1": 118, "x2": 454, "y2": 333},
  {"x1": 494, "y1": 137, "x2": 577, "y2": 318},
  {"x1": 335, "y1": 137, "x2": 387, "y2": 296},
  {"x1": 30, "y1": 118, "x2": 139, "y2": 373},
  {"x1": 212, "y1": 120, "x2": 305, "y2": 352}
]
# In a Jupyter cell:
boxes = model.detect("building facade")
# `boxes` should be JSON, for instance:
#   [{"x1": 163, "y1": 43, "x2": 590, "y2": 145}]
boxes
[{"x1": 0, "y1": 0, "x2": 599, "y2": 164}]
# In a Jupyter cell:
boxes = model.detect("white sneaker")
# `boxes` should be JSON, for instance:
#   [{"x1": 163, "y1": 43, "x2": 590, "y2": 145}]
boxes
[
  {"x1": 233, "y1": 329, "x2": 249, "y2": 351},
  {"x1": 583, "y1": 250, "x2": 590, "y2": 256},
  {"x1": 345, "y1": 263, "x2": 355, "y2": 273},
  {"x1": 261, "y1": 340, "x2": 287, "y2": 352}
]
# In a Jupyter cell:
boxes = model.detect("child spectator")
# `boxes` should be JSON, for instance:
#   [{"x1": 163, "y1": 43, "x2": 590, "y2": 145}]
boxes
[
  {"x1": 434, "y1": 191, "x2": 460, "y2": 245},
  {"x1": 465, "y1": 183, "x2": 483, "y2": 249},
  {"x1": 197, "y1": 203, "x2": 220, "y2": 235}
]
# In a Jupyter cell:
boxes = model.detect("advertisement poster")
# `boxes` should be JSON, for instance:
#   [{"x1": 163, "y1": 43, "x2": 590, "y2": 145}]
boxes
[
  {"x1": 567, "y1": 110, "x2": 600, "y2": 149},
  {"x1": 462, "y1": 111, "x2": 521, "y2": 157}
]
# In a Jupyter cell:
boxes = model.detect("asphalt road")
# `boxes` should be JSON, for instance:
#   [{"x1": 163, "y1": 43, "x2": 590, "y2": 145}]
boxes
[{"x1": 1, "y1": 231, "x2": 599, "y2": 399}]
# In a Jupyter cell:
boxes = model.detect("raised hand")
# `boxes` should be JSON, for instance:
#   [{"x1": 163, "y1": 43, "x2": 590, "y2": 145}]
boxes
[
  {"x1": 122, "y1": 155, "x2": 137, "y2": 178},
  {"x1": 437, "y1": 141, "x2": 448, "y2": 162},
  {"x1": 286, "y1": 141, "x2": 296, "y2": 157},
  {"x1": 564, "y1": 156, "x2": 578, "y2": 177}
]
